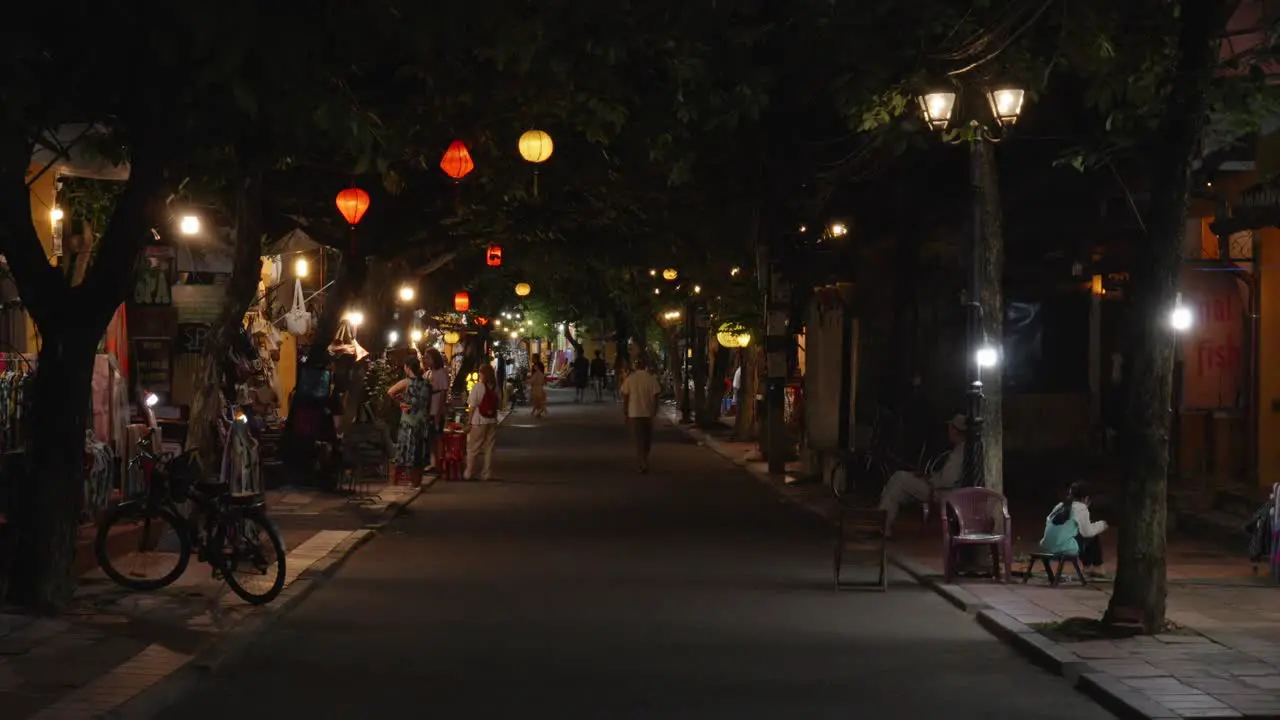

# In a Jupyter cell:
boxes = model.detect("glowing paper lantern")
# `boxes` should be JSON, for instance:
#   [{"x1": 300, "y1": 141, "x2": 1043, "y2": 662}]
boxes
[
  {"x1": 443, "y1": 331, "x2": 461, "y2": 345},
  {"x1": 335, "y1": 187, "x2": 371, "y2": 226},
  {"x1": 515, "y1": 282, "x2": 531, "y2": 297},
  {"x1": 518, "y1": 130, "x2": 554, "y2": 163},
  {"x1": 716, "y1": 323, "x2": 752, "y2": 349},
  {"x1": 486, "y1": 244, "x2": 503, "y2": 267},
  {"x1": 662, "y1": 268, "x2": 678, "y2": 281},
  {"x1": 454, "y1": 291, "x2": 471, "y2": 312},
  {"x1": 440, "y1": 140, "x2": 475, "y2": 180}
]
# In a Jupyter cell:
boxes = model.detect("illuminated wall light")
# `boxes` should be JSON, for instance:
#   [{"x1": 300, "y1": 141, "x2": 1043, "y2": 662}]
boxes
[
  {"x1": 50, "y1": 207, "x2": 64, "y2": 222},
  {"x1": 295, "y1": 257, "x2": 309, "y2": 277},
  {"x1": 180, "y1": 215, "x2": 201, "y2": 235}
]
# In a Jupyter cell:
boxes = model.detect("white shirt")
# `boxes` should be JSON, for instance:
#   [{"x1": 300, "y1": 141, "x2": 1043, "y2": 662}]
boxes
[
  {"x1": 467, "y1": 381, "x2": 500, "y2": 426},
  {"x1": 929, "y1": 443, "x2": 965, "y2": 489},
  {"x1": 621, "y1": 369, "x2": 661, "y2": 418},
  {"x1": 1072, "y1": 501, "x2": 1108, "y2": 537},
  {"x1": 732, "y1": 367, "x2": 742, "y2": 392}
]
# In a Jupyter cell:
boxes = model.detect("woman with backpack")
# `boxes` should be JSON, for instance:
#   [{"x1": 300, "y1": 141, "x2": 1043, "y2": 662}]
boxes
[
  {"x1": 465, "y1": 362, "x2": 501, "y2": 481},
  {"x1": 387, "y1": 354, "x2": 431, "y2": 486}
]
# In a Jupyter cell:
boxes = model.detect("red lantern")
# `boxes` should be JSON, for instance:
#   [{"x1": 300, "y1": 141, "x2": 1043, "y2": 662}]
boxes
[
  {"x1": 335, "y1": 187, "x2": 371, "y2": 226},
  {"x1": 440, "y1": 140, "x2": 475, "y2": 180},
  {"x1": 454, "y1": 291, "x2": 471, "y2": 313},
  {"x1": 486, "y1": 244, "x2": 502, "y2": 267}
]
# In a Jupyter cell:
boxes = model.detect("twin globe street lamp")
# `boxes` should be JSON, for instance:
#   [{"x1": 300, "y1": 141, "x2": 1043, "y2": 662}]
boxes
[{"x1": 917, "y1": 82, "x2": 1026, "y2": 489}]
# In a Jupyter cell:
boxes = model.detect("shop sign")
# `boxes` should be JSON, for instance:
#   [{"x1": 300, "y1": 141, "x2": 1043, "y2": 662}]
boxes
[
  {"x1": 134, "y1": 338, "x2": 172, "y2": 394},
  {"x1": 1179, "y1": 268, "x2": 1244, "y2": 410},
  {"x1": 176, "y1": 323, "x2": 210, "y2": 354}
]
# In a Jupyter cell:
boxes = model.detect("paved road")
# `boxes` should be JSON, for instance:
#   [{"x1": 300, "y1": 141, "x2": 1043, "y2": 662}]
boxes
[{"x1": 158, "y1": 390, "x2": 1113, "y2": 719}]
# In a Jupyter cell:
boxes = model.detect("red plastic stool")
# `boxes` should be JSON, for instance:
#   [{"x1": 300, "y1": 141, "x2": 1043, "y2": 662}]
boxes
[{"x1": 439, "y1": 432, "x2": 467, "y2": 481}]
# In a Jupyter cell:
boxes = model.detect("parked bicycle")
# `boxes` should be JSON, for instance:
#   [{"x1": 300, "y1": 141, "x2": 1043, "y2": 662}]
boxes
[{"x1": 93, "y1": 429, "x2": 287, "y2": 605}]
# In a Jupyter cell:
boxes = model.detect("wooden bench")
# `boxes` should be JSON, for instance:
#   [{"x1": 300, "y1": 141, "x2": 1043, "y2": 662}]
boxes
[
  {"x1": 834, "y1": 507, "x2": 888, "y2": 591},
  {"x1": 1023, "y1": 552, "x2": 1087, "y2": 587}
]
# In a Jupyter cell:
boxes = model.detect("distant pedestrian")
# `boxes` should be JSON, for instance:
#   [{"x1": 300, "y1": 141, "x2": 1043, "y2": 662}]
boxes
[
  {"x1": 423, "y1": 348, "x2": 450, "y2": 474},
  {"x1": 590, "y1": 351, "x2": 607, "y2": 402},
  {"x1": 620, "y1": 356, "x2": 662, "y2": 473},
  {"x1": 464, "y1": 363, "x2": 501, "y2": 481},
  {"x1": 572, "y1": 352, "x2": 589, "y2": 402},
  {"x1": 528, "y1": 360, "x2": 548, "y2": 417}
]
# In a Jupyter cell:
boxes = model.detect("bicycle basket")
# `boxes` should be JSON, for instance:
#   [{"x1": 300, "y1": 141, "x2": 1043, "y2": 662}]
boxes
[{"x1": 162, "y1": 449, "x2": 202, "y2": 501}]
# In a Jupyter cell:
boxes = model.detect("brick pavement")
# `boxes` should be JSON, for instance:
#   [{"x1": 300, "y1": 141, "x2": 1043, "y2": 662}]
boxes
[
  {"x1": 2, "y1": 483, "x2": 418, "y2": 719},
  {"x1": 674, "y1": 414, "x2": 1280, "y2": 718}
]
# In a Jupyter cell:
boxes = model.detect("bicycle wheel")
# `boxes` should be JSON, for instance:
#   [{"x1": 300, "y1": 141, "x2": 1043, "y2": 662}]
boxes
[
  {"x1": 94, "y1": 504, "x2": 191, "y2": 591},
  {"x1": 213, "y1": 511, "x2": 286, "y2": 605}
]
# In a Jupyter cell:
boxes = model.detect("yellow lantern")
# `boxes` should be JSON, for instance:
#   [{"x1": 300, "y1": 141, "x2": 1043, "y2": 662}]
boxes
[
  {"x1": 443, "y1": 331, "x2": 461, "y2": 345},
  {"x1": 662, "y1": 268, "x2": 678, "y2": 281},
  {"x1": 515, "y1": 282, "x2": 532, "y2": 297},
  {"x1": 518, "y1": 130, "x2": 554, "y2": 163},
  {"x1": 716, "y1": 323, "x2": 752, "y2": 349},
  {"x1": 466, "y1": 371, "x2": 479, "y2": 393}
]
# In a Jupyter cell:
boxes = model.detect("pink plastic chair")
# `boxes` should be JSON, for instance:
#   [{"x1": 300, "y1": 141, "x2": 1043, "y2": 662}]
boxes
[{"x1": 940, "y1": 487, "x2": 1012, "y2": 583}]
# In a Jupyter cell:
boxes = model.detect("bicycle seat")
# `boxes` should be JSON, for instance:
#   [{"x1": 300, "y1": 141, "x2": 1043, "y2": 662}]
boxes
[
  {"x1": 223, "y1": 492, "x2": 265, "y2": 507},
  {"x1": 195, "y1": 480, "x2": 231, "y2": 496}
]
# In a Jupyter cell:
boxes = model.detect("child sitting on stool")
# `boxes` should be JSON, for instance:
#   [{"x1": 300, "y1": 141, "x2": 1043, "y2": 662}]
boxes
[{"x1": 1040, "y1": 482, "x2": 1109, "y2": 579}]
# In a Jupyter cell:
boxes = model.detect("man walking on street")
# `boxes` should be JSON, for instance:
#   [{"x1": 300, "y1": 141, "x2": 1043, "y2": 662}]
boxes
[
  {"x1": 590, "y1": 351, "x2": 607, "y2": 402},
  {"x1": 620, "y1": 356, "x2": 661, "y2": 473}
]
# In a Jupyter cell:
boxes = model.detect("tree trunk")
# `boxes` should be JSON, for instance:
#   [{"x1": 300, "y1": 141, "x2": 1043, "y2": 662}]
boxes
[
  {"x1": 188, "y1": 169, "x2": 265, "y2": 475},
  {"x1": 736, "y1": 346, "x2": 760, "y2": 441},
  {"x1": 702, "y1": 343, "x2": 730, "y2": 427},
  {"x1": 1104, "y1": 0, "x2": 1229, "y2": 633},
  {"x1": 5, "y1": 327, "x2": 97, "y2": 610},
  {"x1": 693, "y1": 317, "x2": 710, "y2": 425},
  {"x1": 976, "y1": 141, "x2": 1004, "y2": 495}
]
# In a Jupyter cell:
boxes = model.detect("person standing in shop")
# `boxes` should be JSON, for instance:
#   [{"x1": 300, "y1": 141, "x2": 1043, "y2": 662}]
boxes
[{"x1": 387, "y1": 354, "x2": 431, "y2": 486}]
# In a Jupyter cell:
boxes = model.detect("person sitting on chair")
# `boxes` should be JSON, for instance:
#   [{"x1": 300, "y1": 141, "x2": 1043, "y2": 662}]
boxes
[
  {"x1": 877, "y1": 413, "x2": 966, "y2": 538},
  {"x1": 1040, "y1": 481, "x2": 1109, "y2": 579}
]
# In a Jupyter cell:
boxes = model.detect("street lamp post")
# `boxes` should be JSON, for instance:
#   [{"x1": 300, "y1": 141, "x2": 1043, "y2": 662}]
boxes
[
  {"x1": 680, "y1": 298, "x2": 694, "y2": 424},
  {"x1": 918, "y1": 84, "x2": 1025, "y2": 488},
  {"x1": 1169, "y1": 294, "x2": 1194, "y2": 482}
]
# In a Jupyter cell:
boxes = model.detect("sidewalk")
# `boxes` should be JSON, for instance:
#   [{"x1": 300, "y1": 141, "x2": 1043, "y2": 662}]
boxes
[
  {"x1": 671, "y1": 412, "x2": 1280, "y2": 719},
  {"x1": 2, "y1": 483, "x2": 419, "y2": 719}
]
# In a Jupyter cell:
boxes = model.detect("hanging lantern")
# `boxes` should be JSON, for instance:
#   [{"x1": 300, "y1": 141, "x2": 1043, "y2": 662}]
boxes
[
  {"x1": 716, "y1": 323, "x2": 752, "y2": 349},
  {"x1": 662, "y1": 268, "x2": 678, "y2": 281},
  {"x1": 440, "y1": 140, "x2": 475, "y2": 180},
  {"x1": 515, "y1": 282, "x2": 531, "y2": 297},
  {"x1": 486, "y1": 244, "x2": 503, "y2": 267},
  {"x1": 454, "y1": 291, "x2": 471, "y2": 312},
  {"x1": 518, "y1": 130, "x2": 554, "y2": 163},
  {"x1": 335, "y1": 187, "x2": 371, "y2": 226},
  {"x1": 443, "y1": 331, "x2": 461, "y2": 345}
]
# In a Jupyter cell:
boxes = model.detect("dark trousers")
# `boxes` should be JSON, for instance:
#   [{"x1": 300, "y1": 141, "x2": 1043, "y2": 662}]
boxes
[
  {"x1": 1078, "y1": 534, "x2": 1104, "y2": 567},
  {"x1": 630, "y1": 417, "x2": 653, "y2": 464}
]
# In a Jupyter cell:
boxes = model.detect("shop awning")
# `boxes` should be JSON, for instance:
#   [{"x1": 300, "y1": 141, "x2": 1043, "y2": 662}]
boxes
[{"x1": 30, "y1": 124, "x2": 129, "y2": 181}]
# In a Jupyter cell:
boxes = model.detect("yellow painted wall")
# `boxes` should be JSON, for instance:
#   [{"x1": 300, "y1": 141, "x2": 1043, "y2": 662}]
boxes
[
  {"x1": 278, "y1": 333, "x2": 297, "y2": 411},
  {"x1": 1257, "y1": 226, "x2": 1280, "y2": 488},
  {"x1": 24, "y1": 168, "x2": 57, "y2": 352}
]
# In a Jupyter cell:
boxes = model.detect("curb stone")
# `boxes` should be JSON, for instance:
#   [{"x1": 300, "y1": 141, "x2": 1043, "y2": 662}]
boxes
[
  {"x1": 1077, "y1": 673, "x2": 1182, "y2": 720},
  {"x1": 106, "y1": 485, "x2": 421, "y2": 719},
  {"x1": 668, "y1": 416, "x2": 1156, "y2": 717}
]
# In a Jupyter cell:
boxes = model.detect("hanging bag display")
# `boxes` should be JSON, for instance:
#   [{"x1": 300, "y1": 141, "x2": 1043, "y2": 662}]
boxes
[{"x1": 284, "y1": 277, "x2": 312, "y2": 336}]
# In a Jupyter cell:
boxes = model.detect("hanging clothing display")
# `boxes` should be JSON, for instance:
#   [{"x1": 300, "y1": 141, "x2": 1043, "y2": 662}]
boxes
[
  {"x1": 0, "y1": 363, "x2": 34, "y2": 453},
  {"x1": 83, "y1": 436, "x2": 117, "y2": 521}
]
